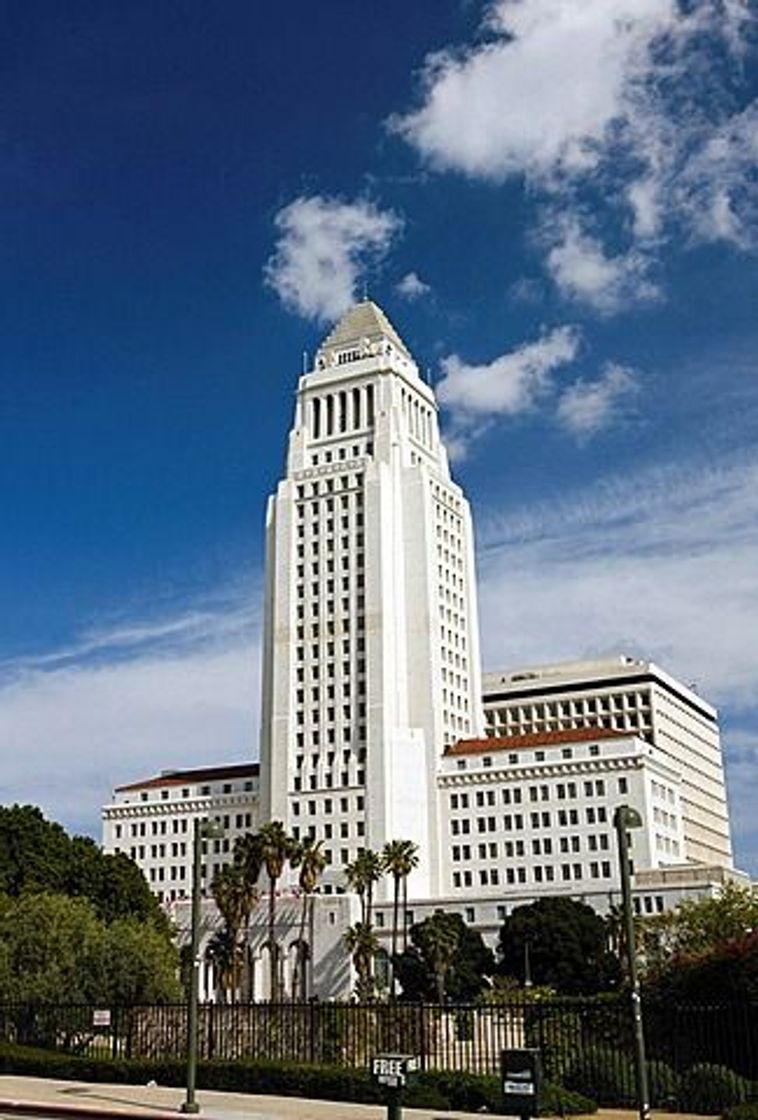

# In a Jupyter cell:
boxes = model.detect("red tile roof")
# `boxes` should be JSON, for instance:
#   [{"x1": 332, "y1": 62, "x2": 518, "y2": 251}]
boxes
[
  {"x1": 444, "y1": 726, "x2": 626, "y2": 757},
  {"x1": 116, "y1": 761, "x2": 259, "y2": 793}
]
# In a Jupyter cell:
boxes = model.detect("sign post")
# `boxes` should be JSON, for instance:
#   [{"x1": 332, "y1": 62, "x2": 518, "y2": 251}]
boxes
[
  {"x1": 369, "y1": 1053, "x2": 419, "y2": 1120},
  {"x1": 501, "y1": 1048, "x2": 542, "y2": 1120}
]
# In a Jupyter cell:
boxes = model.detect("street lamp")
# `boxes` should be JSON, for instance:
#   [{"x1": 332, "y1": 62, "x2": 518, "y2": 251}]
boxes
[
  {"x1": 613, "y1": 805, "x2": 649, "y2": 1120},
  {"x1": 181, "y1": 816, "x2": 224, "y2": 1115}
]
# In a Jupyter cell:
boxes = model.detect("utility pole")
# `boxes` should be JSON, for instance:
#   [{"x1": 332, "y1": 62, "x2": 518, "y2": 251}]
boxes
[{"x1": 613, "y1": 805, "x2": 649, "y2": 1120}]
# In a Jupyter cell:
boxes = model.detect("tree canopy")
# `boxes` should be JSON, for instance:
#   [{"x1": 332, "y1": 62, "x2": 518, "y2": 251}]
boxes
[
  {"x1": 639, "y1": 882, "x2": 758, "y2": 1000},
  {"x1": 395, "y1": 910, "x2": 495, "y2": 1003},
  {"x1": 0, "y1": 805, "x2": 163, "y2": 925},
  {"x1": 498, "y1": 896, "x2": 621, "y2": 994},
  {"x1": 0, "y1": 892, "x2": 179, "y2": 1004},
  {"x1": 640, "y1": 881, "x2": 758, "y2": 975}
]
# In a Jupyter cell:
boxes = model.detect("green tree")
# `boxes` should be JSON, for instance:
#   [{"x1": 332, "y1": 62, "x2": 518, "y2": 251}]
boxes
[
  {"x1": 233, "y1": 830, "x2": 265, "y2": 998},
  {"x1": 95, "y1": 917, "x2": 180, "y2": 1003},
  {"x1": 254, "y1": 821, "x2": 297, "y2": 1000},
  {"x1": 641, "y1": 882, "x2": 758, "y2": 974},
  {"x1": 66, "y1": 837, "x2": 165, "y2": 926},
  {"x1": 646, "y1": 929, "x2": 758, "y2": 1003},
  {"x1": 211, "y1": 863, "x2": 259, "y2": 999},
  {"x1": 0, "y1": 893, "x2": 178, "y2": 1005},
  {"x1": 344, "y1": 921, "x2": 380, "y2": 1001},
  {"x1": 0, "y1": 805, "x2": 75, "y2": 896},
  {"x1": 395, "y1": 911, "x2": 495, "y2": 1003},
  {"x1": 381, "y1": 838, "x2": 419, "y2": 985},
  {"x1": 291, "y1": 836, "x2": 326, "y2": 999},
  {"x1": 0, "y1": 805, "x2": 163, "y2": 926},
  {"x1": 413, "y1": 909, "x2": 461, "y2": 1003},
  {"x1": 344, "y1": 848, "x2": 383, "y2": 927},
  {"x1": 498, "y1": 896, "x2": 621, "y2": 994},
  {"x1": 205, "y1": 926, "x2": 238, "y2": 1000}
]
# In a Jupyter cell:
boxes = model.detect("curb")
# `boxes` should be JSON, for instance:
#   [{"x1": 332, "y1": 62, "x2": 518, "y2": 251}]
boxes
[{"x1": 0, "y1": 1099, "x2": 182, "y2": 1120}]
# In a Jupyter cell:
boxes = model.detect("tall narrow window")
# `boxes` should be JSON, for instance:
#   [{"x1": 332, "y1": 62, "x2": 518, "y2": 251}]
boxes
[{"x1": 312, "y1": 398, "x2": 321, "y2": 439}]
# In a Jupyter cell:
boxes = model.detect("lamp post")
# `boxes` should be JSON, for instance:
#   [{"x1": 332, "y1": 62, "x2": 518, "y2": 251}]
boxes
[
  {"x1": 613, "y1": 805, "x2": 649, "y2": 1120},
  {"x1": 181, "y1": 816, "x2": 224, "y2": 1115}
]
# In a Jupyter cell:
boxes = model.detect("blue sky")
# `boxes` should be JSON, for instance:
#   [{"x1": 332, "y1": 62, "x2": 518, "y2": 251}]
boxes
[{"x1": 1, "y1": 1, "x2": 757, "y2": 872}]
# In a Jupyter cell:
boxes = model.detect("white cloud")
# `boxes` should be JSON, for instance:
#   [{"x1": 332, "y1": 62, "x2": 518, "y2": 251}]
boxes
[
  {"x1": 0, "y1": 598, "x2": 260, "y2": 838},
  {"x1": 264, "y1": 195, "x2": 402, "y2": 322},
  {"x1": 393, "y1": 0, "x2": 758, "y2": 289},
  {"x1": 393, "y1": 0, "x2": 678, "y2": 182},
  {"x1": 438, "y1": 325, "x2": 579, "y2": 416},
  {"x1": 436, "y1": 325, "x2": 580, "y2": 459},
  {"x1": 557, "y1": 362, "x2": 639, "y2": 439},
  {"x1": 545, "y1": 217, "x2": 660, "y2": 312},
  {"x1": 396, "y1": 271, "x2": 431, "y2": 300}
]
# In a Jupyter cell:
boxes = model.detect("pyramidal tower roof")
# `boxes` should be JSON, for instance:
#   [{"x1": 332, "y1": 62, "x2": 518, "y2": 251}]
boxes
[{"x1": 317, "y1": 299, "x2": 411, "y2": 360}]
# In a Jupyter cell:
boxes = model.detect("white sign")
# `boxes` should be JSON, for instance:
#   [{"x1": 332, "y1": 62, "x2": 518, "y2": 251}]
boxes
[{"x1": 92, "y1": 1009, "x2": 111, "y2": 1027}]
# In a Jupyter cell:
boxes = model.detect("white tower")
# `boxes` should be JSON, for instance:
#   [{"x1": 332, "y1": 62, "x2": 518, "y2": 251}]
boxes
[{"x1": 259, "y1": 301, "x2": 483, "y2": 898}]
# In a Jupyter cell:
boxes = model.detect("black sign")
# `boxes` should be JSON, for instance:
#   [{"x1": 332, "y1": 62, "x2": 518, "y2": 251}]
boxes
[{"x1": 501, "y1": 1048, "x2": 542, "y2": 1117}]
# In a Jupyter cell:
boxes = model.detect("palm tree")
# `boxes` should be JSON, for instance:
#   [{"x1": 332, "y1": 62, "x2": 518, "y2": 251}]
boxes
[
  {"x1": 234, "y1": 830, "x2": 265, "y2": 888},
  {"x1": 255, "y1": 820, "x2": 297, "y2": 1000},
  {"x1": 381, "y1": 839, "x2": 420, "y2": 977},
  {"x1": 204, "y1": 926, "x2": 237, "y2": 1001},
  {"x1": 415, "y1": 909, "x2": 461, "y2": 1004},
  {"x1": 344, "y1": 921, "x2": 380, "y2": 1002},
  {"x1": 233, "y1": 831, "x2": 265, "y2": 997},
  {"x1": 210, "y1": 863, "x2": 259, "y2": 999},
  {"x1": 290, "y1": 836, "x2": 326, "y2": 999},
  {"x1": 344, "y1": 848, "x2": 383, "y2": 927}
]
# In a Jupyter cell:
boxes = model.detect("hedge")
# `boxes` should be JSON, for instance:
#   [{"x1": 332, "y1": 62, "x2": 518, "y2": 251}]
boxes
[{"x1": 0, "y1": 1042, "x2": 596, "y2": 1115}]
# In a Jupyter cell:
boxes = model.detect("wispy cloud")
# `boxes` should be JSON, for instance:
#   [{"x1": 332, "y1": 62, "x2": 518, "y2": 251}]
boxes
[
  {"x1": 545, "y1": 217, "x2": 660, "y2": 313},
  {"x1": 477, "y1": 452, "x2": 758, "y2": 710},
  {"x1": 477, "y1": 450, "x2": 758, "y2": 868},
  {"x1": 556, "y1": 361, "x2": 639, "y2": 440},
  {"x1": 0, "y1": 594, "x2": 261, "y2": 837},
  {"x1": 264, "y1": 195, "x2": 402, "y2": 323}
]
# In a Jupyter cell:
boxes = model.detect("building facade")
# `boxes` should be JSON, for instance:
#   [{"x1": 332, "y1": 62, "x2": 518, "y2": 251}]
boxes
[
  {"x1": 101, "y1": 763, "x2": 260, "y2": 905},
  {"x1": 102, "y1": 302, "x2": 743, "y2": 997},
  {"x1": 259, "y1": 300, "x2": 483, "y2": 899},
  {"x1": 482, "y1": 656, "x2": 733, "y2": 868}
]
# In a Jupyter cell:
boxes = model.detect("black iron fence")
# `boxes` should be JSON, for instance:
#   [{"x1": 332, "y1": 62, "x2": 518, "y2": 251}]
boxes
[{"x1": 1, "y1": 997, "x2": 757, "y2": 1085}]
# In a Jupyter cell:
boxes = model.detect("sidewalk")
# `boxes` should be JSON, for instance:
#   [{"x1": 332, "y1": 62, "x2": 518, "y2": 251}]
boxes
[{"x1": 0, "y1": 1076, "x2": 713, "y2": 1120}]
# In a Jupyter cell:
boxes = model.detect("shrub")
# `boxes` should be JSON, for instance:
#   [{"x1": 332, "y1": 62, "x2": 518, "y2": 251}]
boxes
[
  {"x1": 541, "y1": 1082, "x2": 597, "y2": 1116},
  {"x1": 564, "y1": 1046, "x2": 636, "y2": 1106},
  {"x1": 647, "y1": 1058, "x2": 678, "y2": 1109},
  {"x1": 678, "y1": 1063, "x2": 750, "y2": 1114},
  {"x1": 724, "y1": 1104, "x2": 758, "y2": 1120},
  {"x1": 0, "y1": 1043, "x2": 596, "y2": 1114},
  {"x1": 565, "y1": 1046, "x2": 681, "y2": 1109}
]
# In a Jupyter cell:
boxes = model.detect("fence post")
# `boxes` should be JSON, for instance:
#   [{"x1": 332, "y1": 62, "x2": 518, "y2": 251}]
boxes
[
  {"x1": 206, "y1": 1001, "x2": 215, "y2": 1061},
  {"x1": 418, "y1": 1003, "x2": 427, "y2": 1071}
]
